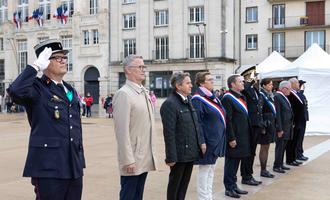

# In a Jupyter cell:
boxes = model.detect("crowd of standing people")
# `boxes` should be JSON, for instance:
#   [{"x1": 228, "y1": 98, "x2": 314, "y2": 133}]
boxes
[
  {"x1": 112, "y1": 54, "x2": 309, "y2": 200},
  {"x1": 6, "y1": 37, "x2": 309, "y2": 200}
]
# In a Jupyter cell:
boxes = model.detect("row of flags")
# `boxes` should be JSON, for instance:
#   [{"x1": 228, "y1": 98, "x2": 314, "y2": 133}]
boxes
[{"x1": 13, "y1": 6, "x2": 71, "y2": 29}]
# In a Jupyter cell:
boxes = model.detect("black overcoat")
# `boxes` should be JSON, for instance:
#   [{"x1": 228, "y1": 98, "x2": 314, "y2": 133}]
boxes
[{"x1": 160, "y1": 92, "x2": 201, "y2": 163}]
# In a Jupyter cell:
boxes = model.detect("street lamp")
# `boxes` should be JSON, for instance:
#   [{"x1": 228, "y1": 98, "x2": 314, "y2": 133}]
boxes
[
  {"x1": 196, "y1": 23, "x2": 207, "y2": 70},
  {"x1": 6, "y1": 37, "x2": 19, "y2": 74}
]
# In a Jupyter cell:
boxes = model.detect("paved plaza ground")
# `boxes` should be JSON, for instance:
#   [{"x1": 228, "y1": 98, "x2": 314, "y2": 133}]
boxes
[{"x1": 1, "y1": 111, "x2": 330, "y2": 200}]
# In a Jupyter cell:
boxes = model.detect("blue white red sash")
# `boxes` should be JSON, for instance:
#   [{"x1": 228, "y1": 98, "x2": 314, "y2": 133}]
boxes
[
  {"x1": 223, "y1": 92, "x2": 248, "y2": 115},
  {"x1": 290, "y1": 90, "x2": 303, "y2": 104},
  {"x1": 192, "y1": 94, "x2": 226, "y2": 127},
  {"x1": 260, "y1": 91, "x2": 276, "y2": 116},
  {"x1": 276, "y1": 91, "x2": 291, "y2": 107}
]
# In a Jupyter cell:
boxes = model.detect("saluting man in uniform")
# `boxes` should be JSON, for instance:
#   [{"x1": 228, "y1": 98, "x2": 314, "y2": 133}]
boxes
[{"x1": 7, "y1": 39, "x2": 86, "y2": 200}]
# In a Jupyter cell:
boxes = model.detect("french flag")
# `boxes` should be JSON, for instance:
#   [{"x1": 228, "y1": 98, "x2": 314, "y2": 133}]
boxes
[
  {"x1": 29, "y1": 8, "x2": 44, "y2": 27},
  {"x1": 53, "y1": 5, "x2": 69, "y2": 24},
  {"x1": 13, "y1": 11, "x2": 22, "y2": 29}
]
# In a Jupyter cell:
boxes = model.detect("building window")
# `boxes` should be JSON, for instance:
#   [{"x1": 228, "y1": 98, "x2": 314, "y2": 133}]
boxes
[
  {"x1": 246, "y1": 34, "x2": 258, "y2": 50},
  {"x1": 305, "y1": 31, "x2": 325, "y2": 50},
  {"x1": 155, "y1": 37, "x2": 169, "y2": 60},
  {"x1": 17, "y1": 0, "x2": 29, "y2": 22},
  {"x1": 123, "y1": 13, "x2": 136, "y2": 29},
  {"x1": 17, "y1": 39, "x2": 27, "y2": 72},
  {"x1": 83, "y1": 30, "x2": 89, "y2": 45},
  {"x1": 155, "y1": 10, "x2": 168, "y2": 26},
  {"x1": 272, "y1": 4, "x2": 285, "y2": 28},
  {"x1": 0, "y1": 0, "x2": 8, "y2": 24},
  {"x1": 123, "y1": 0, "x2": 135, "y2": 4},
  {"x1": 39, "y1": 0, "x2": 51, "y2": 20},
  {"x1": 61, "y1": 0, "x2": 74, "y2": 17},
  {"x1": 272, "y1": 32, "x2": 285, "y2": 53},
  {"x1": 92, "y1": 29, "x2": 99, "y2": 44},
  {"x1": 190, "y1": 34, "x2": 204, "y2": 58},
  {"x1": 123, "y1": 39, "x2": 136, "y2": 58},
  {"x1": 61, "y1": 35, "x2": 73, "y2": 71},
  {"x1": 0, "y1": 37, "x2": 3, "y2": 51},
  {"x1": 246, "y1": 7, "x2": 257, "y2": 23},
  {"x1": 90, "y1": 0, "x2": 98, "y2": 15},
  {"x1": 38, "y1": 36, "x2": 49, "y2": 43},
  {"x1": 189, "y1": 6, "x2": 204, "y2": 23},
  {"x1": 0, "y1": 59, "x2": 4, "y2": 80}
]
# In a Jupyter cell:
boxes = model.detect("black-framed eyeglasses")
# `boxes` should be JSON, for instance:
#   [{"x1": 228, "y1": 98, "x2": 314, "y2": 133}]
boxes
[
  {"x1": 50, "y1": 56, "x2": 68, "y2": 63},
  {"x1": 128, "y1": 65, "x2": 147, "y2": 70}
]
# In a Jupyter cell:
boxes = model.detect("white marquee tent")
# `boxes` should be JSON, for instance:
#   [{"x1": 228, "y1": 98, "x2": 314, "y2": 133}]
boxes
[
  {"x1": 256, "y1": 51, "x2": 291, "y2": 77},
  {"x1": 260, "y1": 44, "x2": 330, "y2": 134}
]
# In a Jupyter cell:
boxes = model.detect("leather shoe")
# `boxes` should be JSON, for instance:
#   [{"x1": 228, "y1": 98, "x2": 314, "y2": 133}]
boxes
[
  {"x1": 281, "y1": 165, "x2": 290, "y2": 170},
  {"x1": 297, "y1": 155, "x2": 308, "y2": 161},
  {"x1": 273, "y1": 167, "x2": 285, "y2": 173},
  {"x1": 225, "y1": 190, "x2": 240, "y2": 198},
  {"x1": 261, "y1": 170, "x2": 275, "y2": 178},
  {"x1": 251, "y1": 177, "x2": 262, "y2": 184},
  {"x1": 294, "y1": 160, "x2": 303, "y2": 165},
  {"x1": 234, "y1": 187, "x2": 248, "y2": 195},
  {"x1": 242, "y1": 178, "x2": 259, "y2": 186},
  {"x1": 286, "y1": 162, "x2": 299, "y2": 166}
]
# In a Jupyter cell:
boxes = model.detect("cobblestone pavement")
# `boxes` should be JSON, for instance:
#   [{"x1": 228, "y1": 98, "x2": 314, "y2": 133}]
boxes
[{"x1": 1, "y1": 112, "x2": 330, "y2": 200}]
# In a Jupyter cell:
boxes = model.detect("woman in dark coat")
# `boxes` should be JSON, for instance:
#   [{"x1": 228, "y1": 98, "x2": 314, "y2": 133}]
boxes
[
  {"x1": 258, "y1": 78, "x2": 276, "y2": 178},
  {"x1": 192, "y1": 72, "x2": 226, "y2": 200}
]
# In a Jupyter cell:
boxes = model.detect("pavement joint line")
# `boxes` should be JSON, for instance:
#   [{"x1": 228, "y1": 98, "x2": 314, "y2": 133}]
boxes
[
  {"x1": 213, "y1": 139, "x2": 330, "y2": 199},
  {"x1": 303, "y1": 139, "x2": 330, "y2": 165}
]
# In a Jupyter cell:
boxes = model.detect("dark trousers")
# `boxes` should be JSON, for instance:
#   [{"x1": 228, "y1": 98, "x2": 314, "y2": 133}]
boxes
[
  {"x1": 82, "y1": 105, "x2": 86, "y2": 116},
  {"x1": 31, "y1": 177, "x2": 83, "y2": 200},
  {"x1": 167, "y1": 162, "x2": 193, "y2": 200},
  {"x1": 224, "y1": 157, "x2": 241, "y2": 191},
  {"x1": 86, "y1": 106, "x2": 91, "y2": 117},
  {"x1": 296, "y1": 122, "x2": 307, "y2": 158},
  {"x1": 286, "y1": 127, "x2": 299, "y2": 163},
  {"x1": 274, "y1": 137, "x2": 288, "y2": 168},
  {"x1": 241, "y1": 127, "x2": 260, "y2": 180},
  {"x1": 120, "y1": 172, "x2": 148, "y2": 200}
]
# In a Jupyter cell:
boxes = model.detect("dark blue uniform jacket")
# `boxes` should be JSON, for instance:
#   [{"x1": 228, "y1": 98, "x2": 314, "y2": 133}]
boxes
[{"x1": 7, "y1": 65, "x2": 86, "y2": 179}]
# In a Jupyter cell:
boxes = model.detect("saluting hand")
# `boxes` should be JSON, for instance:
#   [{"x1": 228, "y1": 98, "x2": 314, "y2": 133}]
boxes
[{"x1": 33, "y1": 47, "x2": 52, "y2": 71}]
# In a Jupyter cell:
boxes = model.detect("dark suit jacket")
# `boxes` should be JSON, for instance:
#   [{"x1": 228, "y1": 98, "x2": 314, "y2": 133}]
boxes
[
  {"x1": 221, "y1": 90, "x2": 251, "y2": 158},
  {"x1": 288, "y1": 90, "x2": 307, "y2": 128},
  {"x1": 298, "y1": 90, "x2": 309, "y2": 121},
  {"x1": 160, "y1": 92, "x2": 201, "y2": 163},
  {"x1": 242, "y1": 81, "x2": 264, "y2": 129},
  {"x1": 7, "y1": 65, "x2": 85, "y2": 179},
  {"x1": 274, "y1": 92, "x2": 293, "y2": 140}
]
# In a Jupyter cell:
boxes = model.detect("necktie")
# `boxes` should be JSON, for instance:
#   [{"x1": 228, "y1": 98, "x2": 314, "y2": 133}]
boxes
[{"x1": 57, "y1": 83, "x2": 66, "y2": 94}]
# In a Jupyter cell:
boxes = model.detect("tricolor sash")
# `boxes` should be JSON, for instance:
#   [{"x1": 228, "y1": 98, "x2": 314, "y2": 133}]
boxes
[
  {"x1": 276, "y1": 91, "x2": 291, "y2": 107},
  {"x1": 223, "y1": 92, "x2": 248, "y2": 115},
  {"x1": 260, "y1": 91, "x2": 276, "y2": 116},
  {"x1": 290, "y1": 90, "x2": 303, "y2": 104},
  {"x1": 192, "y1": 94, "x2": 226, "y2": 127}
]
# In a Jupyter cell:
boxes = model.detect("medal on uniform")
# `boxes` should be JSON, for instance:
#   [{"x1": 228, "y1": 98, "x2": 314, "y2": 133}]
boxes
[
  {"x1": 52, "y1": 95, "x2": 60, "y2": 102},
  {"x1": 54, "y1": 106, "x2": 60, "y2": 119}
]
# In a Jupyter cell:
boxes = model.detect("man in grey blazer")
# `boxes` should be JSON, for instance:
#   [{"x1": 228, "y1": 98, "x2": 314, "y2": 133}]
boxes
[{"x1": 113, "y1": 55, "x2": 157, "y2": 200}]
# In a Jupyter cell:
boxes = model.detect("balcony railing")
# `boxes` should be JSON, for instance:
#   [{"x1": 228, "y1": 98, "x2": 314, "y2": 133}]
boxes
[
  {"x1": 268, "y1": 45, "x2": 330, "y2": 58},
  {"x1": 268, "y1": 14, "x2": 330, "y2": 30}
]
